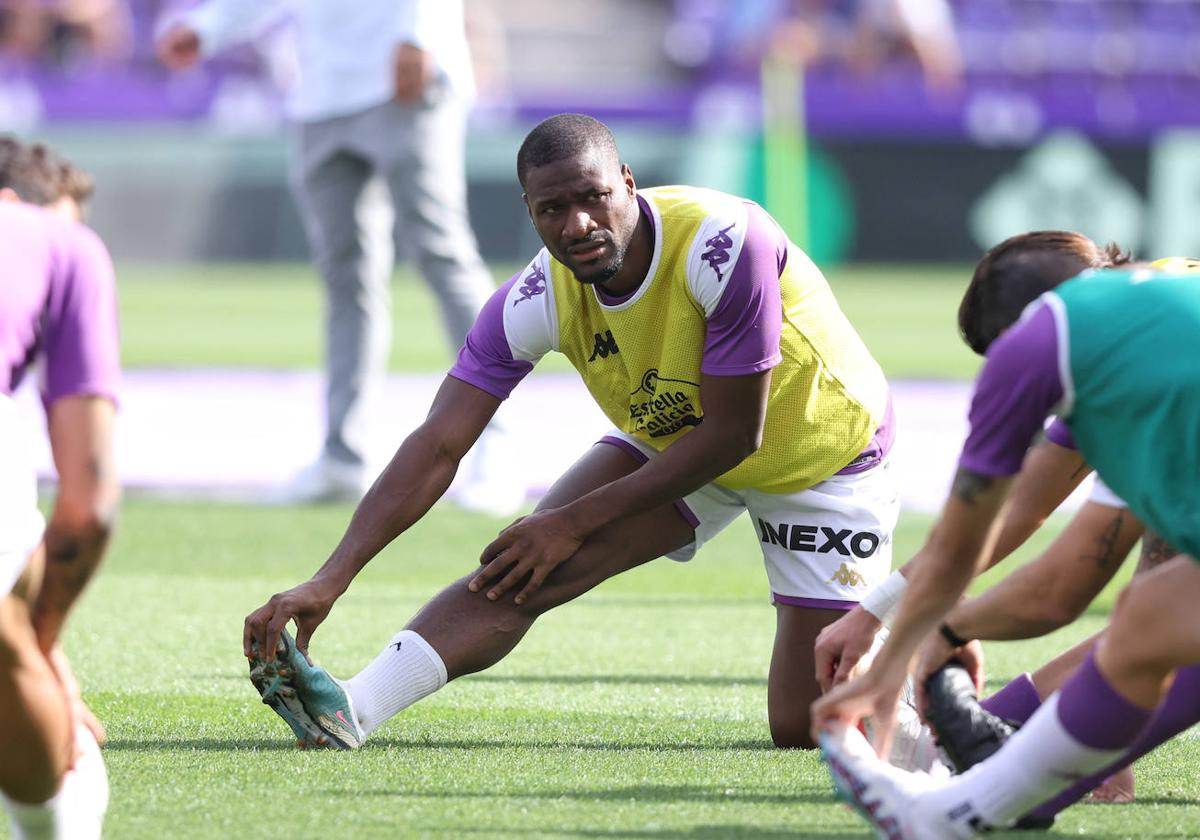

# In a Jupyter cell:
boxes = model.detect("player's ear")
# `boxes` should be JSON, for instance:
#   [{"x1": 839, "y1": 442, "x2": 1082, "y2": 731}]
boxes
[
  {"x1": 620, "y1": 163, "x2": 636, "y2": 195},
  {"x1": 0, "y1": 187, "x2": 20, "y2": 204},
  {"x1": 522, "y1": 192, "x2": 533, "y2": 222}
]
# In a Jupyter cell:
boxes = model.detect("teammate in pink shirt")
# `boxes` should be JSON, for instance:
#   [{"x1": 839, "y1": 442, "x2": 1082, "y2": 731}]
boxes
[{"x1": 0, "y1": 137, "x2": 120, "y2": 840}]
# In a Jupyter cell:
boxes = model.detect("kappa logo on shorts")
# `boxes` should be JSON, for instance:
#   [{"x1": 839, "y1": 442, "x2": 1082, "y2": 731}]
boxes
[
  {"x1": 827, "y1": 563, "x2": 869, "y2": 587},
  {"x1": 756, "y1": 519, "x2": 882, "y2": 559}
]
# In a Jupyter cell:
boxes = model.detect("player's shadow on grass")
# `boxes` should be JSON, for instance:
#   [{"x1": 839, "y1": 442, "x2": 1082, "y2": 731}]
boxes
[
  {"x1": 347, "y1": 784, "x2": 830, "y2": 808},
  {"x1": 102, "y1": 736, "x2": 779, "y2": 752},
  {"x1": 463, "y1": 673, "x2": 768, "y2": 687},
  {"x1": 419, "y1": 825, "x2": 847, "y2": 839},
  {"x1": 104, "y1": 738, "x2": 311, "y2": 752},
  {"x1": 366, "y1": 736, "x2": 778, "y2": 752}
]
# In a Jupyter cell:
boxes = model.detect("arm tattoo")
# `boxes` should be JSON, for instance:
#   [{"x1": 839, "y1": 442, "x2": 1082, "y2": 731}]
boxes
[
  {"x1": 1088, "y1": 510, "x2": 1128, "y2": 572},
  {"x1": 30, "y1": 519, "x2": 110, "y2": 641},
  {"x1": 1137, "y1": 531, "x2": 1178, "y2": 573},
  {"x1": 951, "y1": 468, "x2": 995, "y2": 505}
]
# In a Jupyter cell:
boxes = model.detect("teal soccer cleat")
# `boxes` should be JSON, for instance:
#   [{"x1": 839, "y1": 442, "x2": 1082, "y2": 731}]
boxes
[{"x1": 248, "y1": 629, "x2": 365, "y2": 749}]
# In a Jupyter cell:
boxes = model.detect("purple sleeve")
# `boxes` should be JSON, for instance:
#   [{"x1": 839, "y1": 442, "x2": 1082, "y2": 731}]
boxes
[
  {"x1": 959, "y1": 303, "x2": 1064, "y2": 477},
  {"x1": 700, "y1": 203, "x2": 784, "y2": 376},
  {"x1": 447, "y1": 271, "x2": 535, "y2": 400},
  {"x1": 1044, "y1": 417, "x2": 1077, "y2": 450},
  {"x1": 41, "y1": 224, "x2": 121, "y2": 407}
]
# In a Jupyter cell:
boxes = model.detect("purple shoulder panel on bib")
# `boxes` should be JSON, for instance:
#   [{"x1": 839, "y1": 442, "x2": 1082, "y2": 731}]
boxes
[
  {"x1": 699, "y1": 202, "x2": 784, "y2": 376},
  {"x1": 959, "y1": 303, "x2": 1064, "y2": 477},
  {"x1": 447, "y1": 271, "x2": 535, "y2": 400}
]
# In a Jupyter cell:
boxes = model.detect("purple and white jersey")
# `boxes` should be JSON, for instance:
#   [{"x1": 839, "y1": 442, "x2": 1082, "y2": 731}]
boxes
[
  {"x1": 449, "y1": 196, "x2": 790, "y2": 399},
  {"x1": 959, "y1": 301, "x2": 1065, "y2": 477},
  {"x1": 0, "y1": 202, "x2": 120, "y2": 408},
  {"x1": 969, "y1": 308, "x2": 1128, "y2": 509}
]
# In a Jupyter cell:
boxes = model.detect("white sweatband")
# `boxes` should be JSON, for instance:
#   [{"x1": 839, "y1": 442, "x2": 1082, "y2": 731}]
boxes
[{"x1": 860, "y1": 570, "x2": 907, "y2": 627}]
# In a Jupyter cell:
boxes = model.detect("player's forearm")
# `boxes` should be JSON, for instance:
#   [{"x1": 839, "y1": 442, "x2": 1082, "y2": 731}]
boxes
[
  {"x1": 564, "y1": 420, "x2": 758, "y2": 538},
  {"x1": 947, "y1": 503, "x2": 1138, "y2": 641},
  {"x1": 984, "y1": 440, "x2": 1089, "y2": 570},
  {"x1": 31, "y1": 511, "x2": 114, "y2": 651},
  {"x1": 872, "y1": 532, "x2": 979, "y2": 671},
  {"x1": 312, "y1": 428, "x2": 462, "y2": 591}
]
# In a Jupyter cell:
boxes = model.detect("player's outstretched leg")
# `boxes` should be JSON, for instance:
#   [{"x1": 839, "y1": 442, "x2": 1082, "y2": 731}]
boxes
[
  {"x1": 251, "y1": 441, "x2": 695, "y2": 748},
  {"x1": 822, "y1": 554, "x2": 1200, "y2": 838}
]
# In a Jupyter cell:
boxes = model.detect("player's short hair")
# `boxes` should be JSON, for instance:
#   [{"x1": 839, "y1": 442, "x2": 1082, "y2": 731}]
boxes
[
  {"x1": 958, "y1": 230, "x2": 1131, "y2": 355},
  {"x1": 0, "y1": 136, "x2": 94, "y2": 208},
  {"x1": 516, "y1": 113, "x2": 620, "y2": 187}
]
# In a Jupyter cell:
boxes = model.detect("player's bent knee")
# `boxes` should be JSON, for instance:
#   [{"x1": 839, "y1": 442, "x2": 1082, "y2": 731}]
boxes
[{"x1": 769, "y1": 714, "x2": 818, "y2": 750}]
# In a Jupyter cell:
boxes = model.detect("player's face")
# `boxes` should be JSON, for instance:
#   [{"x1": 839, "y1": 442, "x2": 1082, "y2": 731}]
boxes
[{"x1": 522, "y1": 152, "x2": 639, "y2": 286}]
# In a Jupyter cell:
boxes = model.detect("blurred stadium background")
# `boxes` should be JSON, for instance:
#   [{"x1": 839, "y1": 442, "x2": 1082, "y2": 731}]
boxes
[
  {"x1": 7, "y1": 5, "x2": 1200, "y2": 838},
  {"x1": 9, "y1": 0, "x2": 1200, "y2": 506}
]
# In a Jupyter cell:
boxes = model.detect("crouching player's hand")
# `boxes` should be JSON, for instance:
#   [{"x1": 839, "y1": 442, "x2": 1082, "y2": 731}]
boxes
[
  {"x1": 814, "y1": 606, "x2": 882, "y2": 692},
  {"x1": 811, "y1": 655, "x2": 909, "y2": 759},
  {"x1": 471, "y1": 509, "x2": 585, "y2": 606},
  {"x1": 914, "y1": 635, "x2": 986, "y2": 715},
  {"x1": 244, "y1": 577, "x2": 340, "y2": 662},
  {"x1": 47, "y1": 646, "x2": 107, "y2": 766}
]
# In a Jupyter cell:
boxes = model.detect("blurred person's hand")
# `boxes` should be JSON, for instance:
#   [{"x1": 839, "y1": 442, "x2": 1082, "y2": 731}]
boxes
[
  {"x1": 47, "y1": 645, "x2": 108, "y2": 768},
  {"x1": 156, "y1": 24, "x2": 202, "y2": 71},
  {"x1": 393, "y1": 41, "x2": 434, "y2": 102}
]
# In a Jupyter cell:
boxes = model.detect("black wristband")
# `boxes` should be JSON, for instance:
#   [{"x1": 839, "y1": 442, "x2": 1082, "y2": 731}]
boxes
[{"x1": 939, "y1": 622, "x2": 970, "y2": 649}]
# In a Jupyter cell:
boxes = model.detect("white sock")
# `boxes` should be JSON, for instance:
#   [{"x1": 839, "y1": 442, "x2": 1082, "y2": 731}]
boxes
[
  {"x1": 922, "y1": 694, "x2": 1125, "y2": 832},
  {"x1": 3, "y1": 725, "x2": 108, "y2": 840},
  {"x1": 343, "y1": 630, "x2": 448, "y2": 737}
]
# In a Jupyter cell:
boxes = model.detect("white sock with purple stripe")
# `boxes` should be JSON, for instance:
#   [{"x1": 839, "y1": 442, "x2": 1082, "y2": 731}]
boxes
[
  {"x1": 919, "y1": 652, "x2": 1152, "y2": 832},
  {"x1": 343, "y1": 630, "x2": 448, "y2": 737}
]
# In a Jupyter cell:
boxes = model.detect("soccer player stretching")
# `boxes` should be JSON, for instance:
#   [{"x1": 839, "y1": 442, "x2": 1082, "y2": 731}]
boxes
[
  {"x1": 812, "y1": 232, "x2": 1200, "y2": 837},
  {"x1": 0, "y1": 138, "x2": 120, "y2": 840},
  {"x1": 244, "y1": 113, "x2": 897, "y2": 751}
]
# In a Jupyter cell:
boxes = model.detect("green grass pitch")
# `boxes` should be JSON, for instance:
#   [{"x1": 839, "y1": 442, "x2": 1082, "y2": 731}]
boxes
[
  {"x1": 39, "y1": 501, "x2": 1199, "y2": 839},
  {"x1": 13, "y1": 261, "x2": 1194, "y2": 838}
]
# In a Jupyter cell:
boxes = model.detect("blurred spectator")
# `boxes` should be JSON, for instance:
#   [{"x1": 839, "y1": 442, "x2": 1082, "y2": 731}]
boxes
[
  {"x1": 464, "y1": 0, "x2": 508, "y2": 105},
  {"x1": 0, "y1": 0, "x2": 131, "y2": 65},
  {"x1": 157, "y1": 0, "x2": 524, "y2": 512},
  {"x1": 670, "y1": 0, "x2": 963, "y2": 93}
]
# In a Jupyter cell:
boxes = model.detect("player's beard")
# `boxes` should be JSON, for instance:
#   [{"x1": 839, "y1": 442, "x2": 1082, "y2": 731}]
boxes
[{"x1": 571, "y1": 234, "x2": 625, "y2": 286}]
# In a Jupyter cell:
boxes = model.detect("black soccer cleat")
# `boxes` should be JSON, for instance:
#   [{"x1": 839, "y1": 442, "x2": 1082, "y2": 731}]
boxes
[
  {"x1": 922, "y1": 661, "x2": 1016, "y2": 774},
  {"x1": 923, "y1": 662, "x2": 1055, "y2": 831}
]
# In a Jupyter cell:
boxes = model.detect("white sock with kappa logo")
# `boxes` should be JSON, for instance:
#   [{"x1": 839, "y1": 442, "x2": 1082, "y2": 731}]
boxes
[{"x1": 343, "y1": 630, "x2": 448, "y2": 737}]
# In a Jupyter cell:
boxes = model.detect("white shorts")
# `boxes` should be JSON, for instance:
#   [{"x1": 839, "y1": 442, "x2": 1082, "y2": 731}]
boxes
[
  {"x1": 0, "y1": 394, "x2": 44, "y2": 597},
  {"x1": 600, "y1": 430, "x2": 901, "y2": 608}
]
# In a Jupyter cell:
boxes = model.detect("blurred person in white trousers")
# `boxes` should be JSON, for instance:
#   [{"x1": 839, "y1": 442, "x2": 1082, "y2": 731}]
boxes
[{"x1": 158, "y1": 0, "x2": 523, "y2": 513}]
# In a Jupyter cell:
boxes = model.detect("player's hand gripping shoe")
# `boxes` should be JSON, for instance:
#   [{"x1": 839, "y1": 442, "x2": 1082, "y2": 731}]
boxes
[{"x1": 248, "y1": 629, "x2": 364, "y2": 749}]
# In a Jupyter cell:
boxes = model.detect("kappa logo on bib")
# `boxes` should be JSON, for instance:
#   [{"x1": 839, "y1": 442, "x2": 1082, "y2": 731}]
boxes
[{"x1": 756, "y1": 519, "x2": 882, "y2": 559}]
